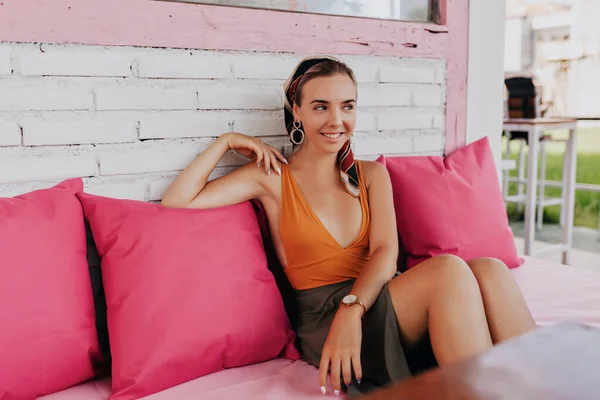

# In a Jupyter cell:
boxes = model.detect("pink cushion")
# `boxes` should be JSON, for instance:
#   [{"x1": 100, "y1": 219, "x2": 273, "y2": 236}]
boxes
[
  {"x1": 512, "y1": 257, "x2": 600, "y2": 329},
  {"x1": 76, "y1": 193, "x2": 299, "y2": 400},
  {"x1": 37, "y1": 258, "x2": 600, "y2": 400},
  {"x1": 0, "y1": 179, "x2": 101, "y2": 399},
  {"x1": 378, "y1": 137, "x2": 523, "y2": 270},
  {"x1": 40, "y1": 360, "x2": 342, "y2": 400},
  {"x1": 38, "y1": 378, "x2": 112, "y2": 400},
  {"x1": 143, "y1": 359, "x2": 341, "y2": 400}
]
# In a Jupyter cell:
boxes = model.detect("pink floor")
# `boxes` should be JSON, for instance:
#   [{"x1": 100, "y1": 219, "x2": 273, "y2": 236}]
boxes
[{"x1": 40, "y1": 256, "x2": 600, "y2": 400}]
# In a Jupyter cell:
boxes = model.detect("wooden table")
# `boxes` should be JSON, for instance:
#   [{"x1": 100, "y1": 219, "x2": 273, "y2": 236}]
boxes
[
  {"x1": 502, "y1": 118, "x2": 578, "y2": 264},
  {"x1": 359, "y1": 322, "x2": 600, "y2": 400}
]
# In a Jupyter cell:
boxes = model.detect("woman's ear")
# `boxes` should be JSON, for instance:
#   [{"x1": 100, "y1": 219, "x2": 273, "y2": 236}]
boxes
[{"x1": 292, "y1": 103, "x2": 300, "y2": 121}]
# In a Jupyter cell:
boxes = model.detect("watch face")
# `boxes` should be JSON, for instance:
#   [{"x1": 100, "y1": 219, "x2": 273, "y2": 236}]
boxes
[{"x1": 343, "y1": 294, "x2": 357, "y2": 305}]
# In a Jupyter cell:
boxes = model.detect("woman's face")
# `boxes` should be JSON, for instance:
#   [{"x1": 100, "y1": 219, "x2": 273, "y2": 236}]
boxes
[{"x1": 293, "y1": 73, "x2": 357, "y2": 155}]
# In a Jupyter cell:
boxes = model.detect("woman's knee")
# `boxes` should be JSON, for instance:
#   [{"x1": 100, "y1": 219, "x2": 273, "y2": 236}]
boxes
[
  {"x1": 422, "y1": 255, "x2": 479, "y2": 292},
  {"x1": 390, "y1": 254, "x2": 481, "y2": 305},
  {"x1": 467, "y1": 257, "x2": 510, "y2": 283},
  {"x1": 413, "y1": 255, "x2": 486, "y2": 320}
]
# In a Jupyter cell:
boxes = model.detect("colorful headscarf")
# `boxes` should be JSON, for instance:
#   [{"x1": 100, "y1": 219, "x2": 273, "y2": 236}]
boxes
[{"x1": 283, "y1": 56, "x2": 360, "y2": 198}]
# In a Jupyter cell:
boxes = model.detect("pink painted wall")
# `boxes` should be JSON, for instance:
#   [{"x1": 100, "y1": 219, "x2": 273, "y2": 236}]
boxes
[
  {"x1": 443, "y1": 0, "x2": 469, "y2": 155},
  {"x1": 0, "y1": 0, "x2": 468, "y2": 154}
]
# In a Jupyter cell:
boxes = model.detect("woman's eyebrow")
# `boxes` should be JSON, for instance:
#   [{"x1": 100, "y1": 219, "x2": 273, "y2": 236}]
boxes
[{"x1": 310, "y1": 99, "x2": 356, "y2": 104}]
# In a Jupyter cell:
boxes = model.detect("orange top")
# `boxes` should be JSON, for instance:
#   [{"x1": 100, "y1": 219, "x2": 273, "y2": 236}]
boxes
[{"x1": 280, "y1": 161, "x2": 371, "y2": 290}]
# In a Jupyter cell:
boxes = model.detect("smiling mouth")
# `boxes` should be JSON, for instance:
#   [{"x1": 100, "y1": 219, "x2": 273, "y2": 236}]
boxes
[{"x1": 321, "y1": 132, "x2": 343, "y2": 139}]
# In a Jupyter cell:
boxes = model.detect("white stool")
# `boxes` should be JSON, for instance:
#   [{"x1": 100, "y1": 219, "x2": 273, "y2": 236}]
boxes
[
  {"x1": 500, "y1": 159, "x2": 516, "y2": 196},
  {"x1": 502, "y1": 118, "x2": 578, "y2": 264},
  {"x1": 502, "y1": 132, "x2": 568, "y2": 232}
]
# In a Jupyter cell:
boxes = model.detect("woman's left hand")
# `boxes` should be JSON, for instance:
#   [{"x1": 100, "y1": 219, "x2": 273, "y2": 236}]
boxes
[{"x1": 319, "y1": 305, "x2": 363, "y2": 395}]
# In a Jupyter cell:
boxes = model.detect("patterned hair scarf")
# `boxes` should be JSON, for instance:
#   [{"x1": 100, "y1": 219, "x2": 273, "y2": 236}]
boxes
[{"x1": 283, "y1": 56, "x2": 360, "y2": 198}]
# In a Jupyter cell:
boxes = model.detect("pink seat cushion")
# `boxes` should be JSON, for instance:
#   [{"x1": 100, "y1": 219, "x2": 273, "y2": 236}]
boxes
[
  {"x1": 76, "y1": 193, "x2": 299, "y2": 400},
  {"x1": 41, "y1": 359, "x2": 344, "y2": 400},
  {"x1": 39, "y1": 257, "x2": 600, "y2": 400},
  {"x1": 144, "y1": 359, "x2": 342, "y2": 399},
  {"x1": 378, "y1": 137, "x2": 523, "y2": 270},
  {"x1": 512, "y1": 257, "x2": 600, "y2": 329},
  {"x1": 39, "y1": 378, "x2": 112, "y2": 400},
  {"x1": 0, "y1": 179, "x2": 101, "y2": 399}
]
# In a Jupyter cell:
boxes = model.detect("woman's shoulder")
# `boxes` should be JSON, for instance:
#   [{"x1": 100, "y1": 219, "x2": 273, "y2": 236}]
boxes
[{"x1": 358, "y1": 160, "x2": 390, "y2": 189}]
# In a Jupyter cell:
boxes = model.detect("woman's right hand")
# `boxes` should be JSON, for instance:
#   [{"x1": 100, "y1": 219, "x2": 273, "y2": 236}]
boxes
[{"x1": 221, "y1": 132, "x2": 288, "y2": 175}]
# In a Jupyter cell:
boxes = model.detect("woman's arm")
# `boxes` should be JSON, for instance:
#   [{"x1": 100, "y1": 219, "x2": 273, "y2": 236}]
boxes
[
  {"x1": 319, "y1": 161, "x2": 399, "y2": 394},
  {"x1": 160, "y1": 132, "x2": 286, "y2": 209},
  {"x1": 346, "y1": 161, "x2": 399, "y2": 309}
]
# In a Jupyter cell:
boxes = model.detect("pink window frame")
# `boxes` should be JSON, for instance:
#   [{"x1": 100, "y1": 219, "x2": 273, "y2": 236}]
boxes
[{"x1": 0, "y1": 0, "x2": 468, "y2": 154}]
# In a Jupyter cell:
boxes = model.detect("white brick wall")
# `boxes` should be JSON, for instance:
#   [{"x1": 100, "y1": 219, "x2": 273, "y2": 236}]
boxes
[
  {"x1": 84, "y1": 177, "x2": 148, "y2": 201},
  {"x1": 148, "y1": 167, "x2": 236, "y2": 201},
  {"x1": 139, "y1": 51, "x2": 231, "y2": 79},
  {"x1": 96, "y1": 86, "x2": 197, "y2": 110},
  {"x1": 0, "y1": 153, "x2": 98, "y2": 184},
  {"x1": 414, "y1": 131, "x2": 445, "y2": 153},
  {"x1": 0, "y1": 180, "x2": 64, "y2": 198},
  {"x1": 23, "y1": 117, "x2": 137, "y2": 146},
  {"x1": 358, "y1": 84, "x2": 412, "y2": 107},
  {"x1": 339, "y1": 57, "x2": 379, "y2": 83},
  {"x1": 355, "y1": 111, "x2": 378, "y2": 132},
  {"x1": 433, "y1": 114, "x2": 445, "y2": 129},
  {"x1": 197, "y1": 83, "x2": 282, "y2": 110},
  {"x1": 353, "y1": 131, "x2": 413, "y2": 156},
  {"x1": 139, "y1": 112, "x2": 231, "y2": 140},
  {"x1": 0, "y1": 47, "x2": 11, "y2": 75},
  {"x1": 0, "y1": 117, "x2": 21, "y2": 146},
  {"x1": 231, "y1": 113, "x2": 287, "y2": 137},
  {"x1": 231, "y1": 53, "x2": 297, "y2": 80},
  {"x1": 0, "y1": 42, "x2": 447, "y2": 201},
  {"x1": 0, "y1": 83, "x2": 94, "y2": 111},
  {"x1": 380, "y1": 64, "x2": 436, "y2": 83},
  {"x1": 18, "y1": 45, "x2": 132, "y2": 77},
  {"x1": 378, "y1": 109, "x2": 438, "y2": 131},
  {"x1": 413, "y1": 86, "x2": 444, "y2": 107},
  {"x1": 97, "y1": 139, "x2": 209, "y2": 176}
]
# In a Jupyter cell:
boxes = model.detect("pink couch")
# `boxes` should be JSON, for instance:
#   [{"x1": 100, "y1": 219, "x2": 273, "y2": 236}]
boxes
[{"x1": 39, "y1": 256, "x2": 600, "y2": 400}]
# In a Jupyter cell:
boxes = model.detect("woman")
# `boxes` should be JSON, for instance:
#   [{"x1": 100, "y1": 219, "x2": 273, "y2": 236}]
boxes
[{"x1": 161, "y1": 56, "x2": 536, "y2": 397}]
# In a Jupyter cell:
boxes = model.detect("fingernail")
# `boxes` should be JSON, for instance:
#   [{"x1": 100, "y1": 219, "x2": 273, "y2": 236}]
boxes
[
  {"x1": 284, "y1": 158, "x2": 289, "y2": 164},
  {"x1": 357, "y1": 379, "x2": 361, "y2": 384},
  {"x1": 334, "y1": 390, "x2": 340, "y2": 396},
  {"x1": 276, "y1": 166, "x2": 281, "y2": 175},
  {"x1": 257, "y1": 162, "x2": 261, "y2": 167},
  {"x1": 267, "y1": 168, "x2": 271, "y2": 176},
  {"x1": 320, "y1": 386, "x2": 326, "y2": 395}
]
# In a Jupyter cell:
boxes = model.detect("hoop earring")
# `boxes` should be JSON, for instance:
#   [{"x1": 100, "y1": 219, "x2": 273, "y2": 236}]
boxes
[{"x1": 291, "y1": 120, "x2": 305, "y2": 145}]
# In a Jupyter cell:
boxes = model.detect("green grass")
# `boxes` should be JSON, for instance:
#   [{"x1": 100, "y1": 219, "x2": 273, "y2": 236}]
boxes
[{"x1": 504, "y1": 127, "x2": 600, "y2": 229}]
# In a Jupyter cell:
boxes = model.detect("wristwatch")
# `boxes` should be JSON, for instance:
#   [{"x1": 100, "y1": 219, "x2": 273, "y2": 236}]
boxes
[{"x1": 341, "y1": 294, "x2": 367, "y2": 317}]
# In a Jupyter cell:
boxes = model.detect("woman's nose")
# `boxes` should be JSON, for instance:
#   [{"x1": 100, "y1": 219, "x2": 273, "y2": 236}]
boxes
[{"x1": 328, "y1": 109, "x2": 343, "y2": 127}]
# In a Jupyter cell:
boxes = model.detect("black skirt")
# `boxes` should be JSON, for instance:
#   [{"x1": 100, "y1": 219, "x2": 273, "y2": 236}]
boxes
[{"x1": 294, "y1": 280, "x2": 421, "y2": 397}]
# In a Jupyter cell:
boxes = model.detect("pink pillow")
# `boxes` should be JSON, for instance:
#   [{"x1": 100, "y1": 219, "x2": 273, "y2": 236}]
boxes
[
  {"x1": 76, "y1": 193, "x2": 299, "y2": 400},
  {"x1": 378, "y1": 136, "x2": 523, "y2": 270},
  {"x1": 0, "y1": 179, "x2": 102, "y2": 399}
]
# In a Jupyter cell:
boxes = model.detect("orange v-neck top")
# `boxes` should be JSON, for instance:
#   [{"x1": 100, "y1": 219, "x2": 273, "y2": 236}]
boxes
[{"x1": 280, "y1": 161, "x2": 371, "y2": 291}]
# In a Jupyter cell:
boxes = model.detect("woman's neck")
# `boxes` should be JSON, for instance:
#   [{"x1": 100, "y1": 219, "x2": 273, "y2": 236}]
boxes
[{"x1": 290, "y1": 144, "x2": 339, "y2": 177}]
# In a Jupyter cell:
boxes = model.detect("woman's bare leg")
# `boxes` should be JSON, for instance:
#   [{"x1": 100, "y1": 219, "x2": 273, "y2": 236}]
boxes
[
  {"x1": 387, "y1": 255, "x2": 493, "y2": 366},
  {"x1": 466, "y1": 257, "x2": 536, "y2": 343}
]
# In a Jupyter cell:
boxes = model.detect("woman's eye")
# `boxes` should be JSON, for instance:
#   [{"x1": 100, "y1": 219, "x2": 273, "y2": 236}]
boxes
[{"x1": 314, "y1": 104, "x2": 354, "y2": 111}]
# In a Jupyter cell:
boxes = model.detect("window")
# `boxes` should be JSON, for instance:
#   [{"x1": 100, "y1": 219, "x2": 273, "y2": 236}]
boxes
[{"x1": 173, "y1": 0, "x2": 435, "y2": 22}]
